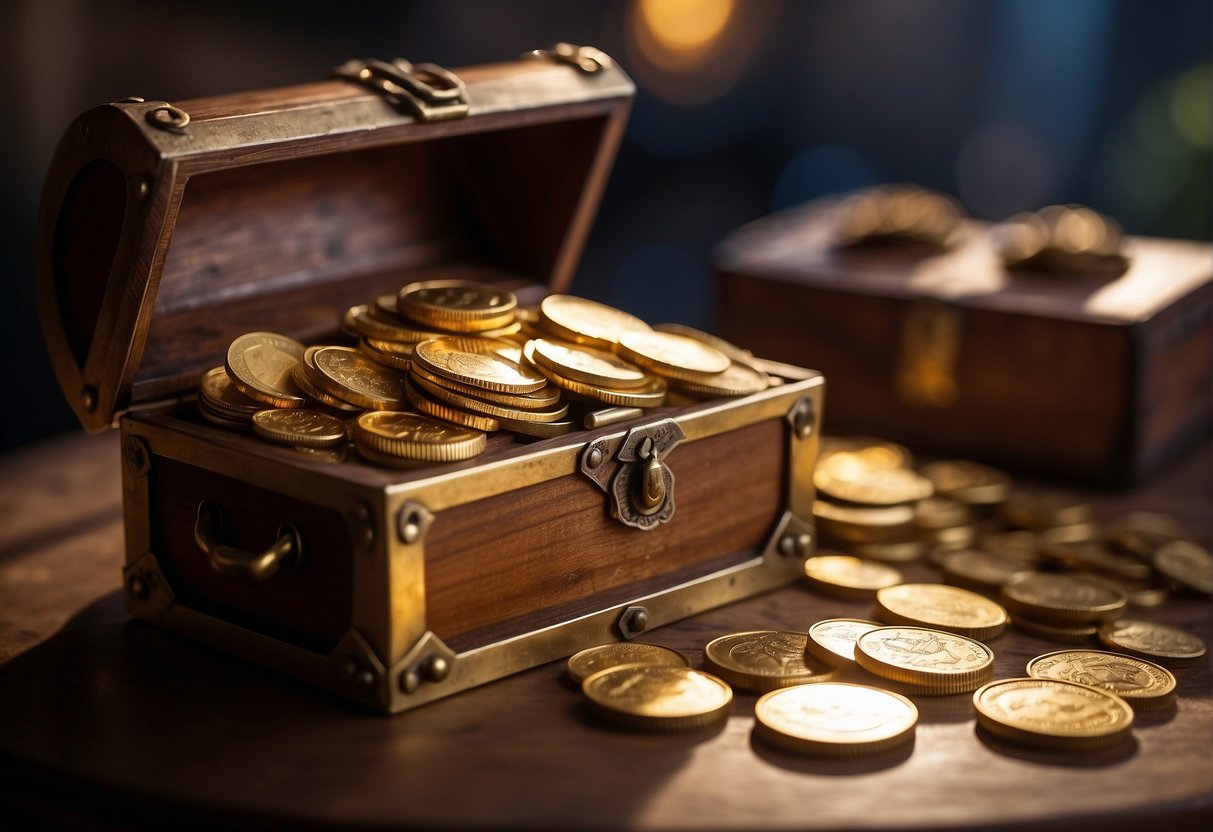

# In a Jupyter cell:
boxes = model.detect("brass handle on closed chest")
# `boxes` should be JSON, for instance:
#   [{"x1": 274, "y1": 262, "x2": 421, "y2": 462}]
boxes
[{"x1": 194, "y1": 501, "x2": 300, "y2": 582}]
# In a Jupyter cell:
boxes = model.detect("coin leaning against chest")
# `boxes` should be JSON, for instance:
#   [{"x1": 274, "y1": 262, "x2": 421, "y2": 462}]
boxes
[{"x1": 225, "y1": 331, "x2": 307, "y2": 407}]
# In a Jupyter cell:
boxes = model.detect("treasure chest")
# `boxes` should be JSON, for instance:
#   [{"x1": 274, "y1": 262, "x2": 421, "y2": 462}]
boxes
[
  {"x1": 35, "y1": 47, "x2": 823, "y2": 712},
  {"x1": 714, "y1": 197, "x2": 1211, "y2": 485}
]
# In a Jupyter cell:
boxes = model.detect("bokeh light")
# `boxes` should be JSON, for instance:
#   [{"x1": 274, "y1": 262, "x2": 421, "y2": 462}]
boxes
[{"x1": 635, "y1": 0, "x2": 734, "y2": 67}]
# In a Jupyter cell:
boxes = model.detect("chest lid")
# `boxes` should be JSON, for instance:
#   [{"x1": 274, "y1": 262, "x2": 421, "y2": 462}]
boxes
[{"x1": 37, "y1": 46, "x2": 634, "y2": 432}]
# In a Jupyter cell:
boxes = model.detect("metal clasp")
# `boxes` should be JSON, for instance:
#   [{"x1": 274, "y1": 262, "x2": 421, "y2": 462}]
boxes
[
  {"x1": 580, "y1": 419, "x2": 684, "y2": 531},
  {"x1": 523, "y1": 43, "x2": 612, "y2": 74},
  {"x1": 331, "y1": 57, "x2": 469, "y2": 122}
]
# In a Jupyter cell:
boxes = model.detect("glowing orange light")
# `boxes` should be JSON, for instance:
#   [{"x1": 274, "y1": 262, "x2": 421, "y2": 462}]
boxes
[{"x1": 637, "y1": 0, "x2": 735, "y2": 58}]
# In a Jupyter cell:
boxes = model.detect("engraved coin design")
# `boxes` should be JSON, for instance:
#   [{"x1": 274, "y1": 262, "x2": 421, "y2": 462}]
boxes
[
  {"x1": 972, "y1": 677, "x2": 1134, "y2": 750},
  {"x1": 754, "y1": 683, "x2": 918, "y2": 757},
  {"x1": 252, "y1": 409, "x2": 347, "y2": 449},
  {"x1": 1026, "y1": 649, "x2": 1176, "y2": 708},
  {"x1": 567, "y1": 643, "x2": 688, "y2": 685},
  {"x1": 397, "y1": 279, "x2": 517, "y2": 332},
  {"x1": 855, "y1": 626, "x2": 995, "y2": 693},
  {"x1": 703, "y1": 631, "x2": 837, "y2": 693},
  {"x1": 1152, "y1": 540, "x2": 1213, "y2": 595},
  {"x1": 353, "y1": 411, "x2": 486, "y2": 462},
  {"x1": 538, "y1": 295, "x2": 652, "y2": 348},
  {"x1": 803, "y1": 555, "x2": 902, "y2": 599},
  {"x1": 414, "y1": 338, "x2": 546, "y2": 393},
  {"x1": 581, "y1": 664, "x2": 732, "y2": 731},
  {"x1": 806, "y1": 618, "x2": 882, "y2": 666},
  {"x1": 617, "y1": 330, "x2": 731, "y2": 379},
  {"x1": 311, "y1": 346, "x2": 405, "y2": 410},
  {"x1": 876, "y1": 583, "x2": 1008, "y2": 640},
  {"x1": 1097, "y1": 619, "x2": 1207, "y2": 667},
  {"x1": 1001, "y1": 571, "x2": 1127, "y2": 625},
  {"x1": 225, "y1": 332, "x2": 307, "y2": 407},
  {"x1": 530, "y1": 338, "x2": 648, "y2": 388}
]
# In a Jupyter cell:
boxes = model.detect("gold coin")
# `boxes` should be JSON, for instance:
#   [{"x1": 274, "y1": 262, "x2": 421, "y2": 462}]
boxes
[
  {"x1": 403, "y1": 377, "x2": 500, "y2": 432},
  {"x1": 850, "y1": 538, "x2": 926, "y2": 563},
  {"x1": 409, "y1": 370, "x2": 569, "y2": 423},
  {"x1": 353, "y1": 411, "x2": 487, "y2": 462},
  {"x1": 567, "y1": 643, "x2": 688, "y2": 685},
  {"x1": 819, "y1": 436, "x2": 915, "y2": 470},
  {"x1": 344, "y1": 304, "x2": 445, "y2": 343},
  {"x1": 397, "y1": 279, "x2": 517, "y2": 332},
  {"x1": 252, "y1": 408, "x2": 347, "y2": 449},
  {"x1": 1011, "y1": 615, "x2": 1098, "y2": 645},
  {"x1": 913, "y1": 496, "x2": 973, "y2": 530},
  {"x1": 702, "y1": 631, "x2": 837, "y2": 693},
  {"x1": 1039, "y1": 538, "x2": 1152, "y2": 581},
  {"x1": 1106, "y1": 511, "x2": 1189, "y2": 561},
  {"x1": 292, "y1": 353, "x2": 362, "y2": 413},
  {"x1": 815, "y1": 460, "x2": 933, "y2": 507},
  {"x1": 525, "y1": 342, "x2": 667, "y2": 407},
  {"x1": 812, "y1": 501, "x2": 915, "y2": 543},
  {"x1": 197, "y1": 398, "x2": 251, "y2": 429},
  {"x1": 1001, "y1": 490, "x2": 1091, "y2": 530},
  {"x1": 1001, "y1": 571, "x2": 1127, "y2": 625},
  {"x1": 653, "y1": 322, "x2": 755, "y2": 364},
  {"x1": 754, "y1": 683, "x2": 918, "y2": 757},
  {"x1": 225, "y1": 332, "x2": 307, "y2": 408},
  {"x1": 855, "y1": 626, "x2": 995, "y2": 693},
  {"x1": 538, "y1": 295, "x2": 651, "y2": 349},
  {"x1": 359, "y1": 337, "x2": 412, "y2": 371},
  {"x1": 307, "y1": 346, "x2": 406, "y2": 410},
  {"x1": 413, "y1": 337, "x2": 546, "y2": 393},
  {"x1": 581, "y1": 664, "x2": 732, "y2": 731},
  {"x1": 940, "y1": 549, "x2": 1032, "y2": 593},
  {"x1": 922, "y1": 524, "x2": 978, "y2": 553},
  {"x1": 199, "y1": 366, "x2": 262, "y2": 418},
  {"x1": 876, "y1": 583, "x2": 1008, "y2": 640},
  {"x1": 616, "y1": 330, "x2": 731, "y2": 381},
  {"x1": 671, "y1": 360, "x2": 771, "y2": 398},
  {"x1": 803, "y1": 555, "x2": 902, "y2": 600},
  {"x1": 806, "y1": 618, "x2": 882, "y2": 666},
  {"x1": 1152, "y1": 540, "x2": 1213, "y2": 595},
  {"x1": 529, "y1": 338, "x2": 649, "y2": 389},
  {"x1": 1097, "y1": 619, "x2": 1207, "y2": 668},
  {"x1": 977, "y1": 530, "x2": 1042, "y2": 565},
  {"x1": 919, "y1": 460, "x2": 1012, "y2": 506},
  {"x1": 410, "y1": 363, "x2": 560, "y2": 410},
  {"x1": 495, "y1": 415, "x2": 577, "y2": 438},
  {"x1": 1026, "y1": 649, "x2": 1176, "y2": 709},
  {"x1": 972, "y1": 677, "x2": 1134, "y2": 751},
  {"x1": 353, "y1": 443, "x2": 430, "y2": 469}
]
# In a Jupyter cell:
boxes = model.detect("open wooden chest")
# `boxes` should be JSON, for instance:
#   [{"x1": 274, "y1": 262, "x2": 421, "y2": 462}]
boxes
[{"x1": 35, "y1": 48, "x2": 823, "y2": 712}]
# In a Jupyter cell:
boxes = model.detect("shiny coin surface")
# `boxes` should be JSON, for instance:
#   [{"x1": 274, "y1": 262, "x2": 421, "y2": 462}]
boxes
[
  {"x1": 1097, "y1": 619, "x2": 1207, "y2": 668},
  {"x1": 526, "y1": 342, "x2": 668, "y2": 407},
  {"x1": 403, "y1": 378, "x2": 500, "y2": 432},
  {"x1": 919, "y1": 460, "x2": 1012, "y2": 506},
  {"x1": 803, "y1": 555, "x2": 902, "y2": 600},
  {"x1": 539, "y1": 295, "x2": 651, "y2": 349},
  {"x1": 815, "y1": 464, "x2": 934, "y2": 507},
  {"x1": 199, "y1": 366, "x2": 262, "y2": 419},
  {"x1": 653, "y1": 322, "x2": 754, "y2": 364},
  {"x1": 671, "y1": 360, "x2": 771, "y2": 398},
  {"x1": 346, "y1": 303, "x2": 445, "y2": 343},
  {"x1": 702, "y1": 631, "x2": 837, "y2": 693},
  {"x1": 617, "y1": 330, "x2": 731, "y2": 381},
  {"x1": 292, "y1": 353, "x2": 363, "y2": 413},
  {"x1": 567, "y1": 643, "x2": 688, "y2": 685},
  {"x1": 806, "y1": 618, "x2": 883, "y2": 666},
  {"x1": 495, "y1": 414, "x2": 577, "y2": 438},
  {"x1": 1001, "y1": 571, "x2": 1127, "y2": 625},
  {"x1": 397, "y1": 279, "x2": 517, "y2": 332},
  {"x1": 1011, "y1": 615, "x2": 1098, "y2": 645},
  {"x1": 1026, "y1": 649, "x2": 1176, "y2": 709},
  {"x1": 529, "y1": 338, "x2": 648, "y2": 389},
  {"x1": 973, "y1": 677, "x2": 1134, "y2": 751},
  {"x1": 359, "y1": 337, "x2": 412, "y2": 371},
  {"x1": 409, "y1": 370, "x2": 568, "y2": 423},
  {"x1": 940, "y1": 549, "x2": 1033, "y2": 593},
  {"x1": 876, "y1": 584, "x2": 1008, "y2": 640},
  {"x1": 581, "y1": 664, "x2": 732, "y2": 731},
  {"x1": 353, "y1": 411, "x2": 487, "y2": 462},
  {"x1": 1152, "y1": 540, "x2": 1213, "y2": 595},
  {"x1": 308, "y1": 346, "x2": 406, "y2": 410},
  {"x1": 813, "y1": 501, "x2": 915, "y2": 543},
  {"x1": 754, "y1": 683, "x2": 918, "y2": 757},
  {"x1": 1001, "y1": 490, "x2": 1091, "y2": 530},
  {"x1": 225, "y1": 332, "x2": 307, "y2": 408},
  {"x1": 855, "y1": 626, "x2": 995, "y2": 693},
  {"x1": 913, "y1": 496, "x2": 973, "y2": 530},
  {"x1": 410, "y1": 363, "x2": 560, "y2": 410},
  {"x1": 252, "y1": 408, "x2": 347, "y2": 449},
  {"x1": 414, "y1": 337, "x2": 546, "y2": 393}
]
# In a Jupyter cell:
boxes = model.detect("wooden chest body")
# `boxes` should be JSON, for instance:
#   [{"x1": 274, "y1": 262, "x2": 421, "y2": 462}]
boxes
[
  {"x1": 36, "y1": 49, "x2": 823, "y2": 711},
  {"x1": 715, "y1": 200, "x2": 1211, "y2": 484}
]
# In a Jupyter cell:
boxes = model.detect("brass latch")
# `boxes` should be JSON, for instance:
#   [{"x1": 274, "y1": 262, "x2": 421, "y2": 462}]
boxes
[
  {"x1": 580, "y1": 420, "x2": 685, "y2": 531},
  {"x1": 523, "y1": 43, "x2": 612, "y2": 74},
  {"x1": 331, "y1": 57, "x2": 469, "y2": 123}
]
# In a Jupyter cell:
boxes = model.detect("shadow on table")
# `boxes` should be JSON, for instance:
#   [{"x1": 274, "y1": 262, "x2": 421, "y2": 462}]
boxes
[{"x1": 0, "y1": 590, "x2": 703, "y2": 829}]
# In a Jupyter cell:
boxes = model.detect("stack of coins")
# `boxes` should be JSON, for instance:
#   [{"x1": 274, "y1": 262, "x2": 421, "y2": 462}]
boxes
[
  {"x1": 995, "y1": 203, "x2": 1129, "y2": 276},
  {"x1": 834, "y1": 184, "x2": 966, "y2": 249},
  {"x1": 198, "y1": 285, "x2": 777, "y2": 466}
]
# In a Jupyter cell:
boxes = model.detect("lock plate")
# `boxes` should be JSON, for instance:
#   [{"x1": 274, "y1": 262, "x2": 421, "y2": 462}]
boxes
[{"x1": 580, "y1": 419, "x2": 685, "y2": 531}]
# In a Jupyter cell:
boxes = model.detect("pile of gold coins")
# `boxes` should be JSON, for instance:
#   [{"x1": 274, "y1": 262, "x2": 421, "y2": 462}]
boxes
[
  {"x1": 197, "y1": 280, "x2": 773, "y2": 467},
  {"x1": 564, "y1": 436, "x2": 1209, "y2": 756},
  {"x1": 995, "y1": 203, "x2": 1129, "y2": 276},
  {"x1": 833, "y1": 184, "x2": 966, "y2": 249}
]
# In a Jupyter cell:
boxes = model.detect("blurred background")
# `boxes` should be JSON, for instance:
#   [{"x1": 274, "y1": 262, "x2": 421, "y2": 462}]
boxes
[{"x1": 1, "y1": 0, "x2": 1209, "y2": 452}]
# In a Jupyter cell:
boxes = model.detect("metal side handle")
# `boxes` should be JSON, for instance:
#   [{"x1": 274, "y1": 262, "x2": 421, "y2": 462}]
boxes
[{"x1": 194, "y1": 501, "x2": 300, "y2": 582}]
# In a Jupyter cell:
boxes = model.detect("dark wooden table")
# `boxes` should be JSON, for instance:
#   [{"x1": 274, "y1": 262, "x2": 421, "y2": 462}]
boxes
[{"x1": 1, "y1": 430, "x2": 1210, "y2": 830}]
